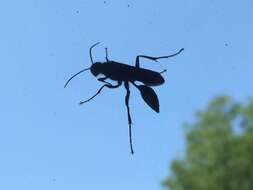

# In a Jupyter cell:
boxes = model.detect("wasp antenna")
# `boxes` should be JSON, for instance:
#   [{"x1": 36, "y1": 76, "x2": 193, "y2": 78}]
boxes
[
  {"x1": 178, "y1": 48, "x2": 184, "y2": 54},
  {"x1": 64, "y1": 68, "x2": 90, "y2": 88},
  {"x1": 90, "y1": 42, "x2": 100, "y2": 64}
]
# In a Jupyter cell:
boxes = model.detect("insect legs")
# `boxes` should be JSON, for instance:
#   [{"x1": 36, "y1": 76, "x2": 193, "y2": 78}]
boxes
[
  {"x1": 135, "y1": 48, "x2": 184, "y2": 68},
  {"x1": 80, "y1": 81, "x2": 122, "y2": 104},
  {"x1": 124, "y1": 81, "x2": 134, "y2": 154},
  {"x1": 105, "y1": 47, "x2": 109, "y2": 62}
]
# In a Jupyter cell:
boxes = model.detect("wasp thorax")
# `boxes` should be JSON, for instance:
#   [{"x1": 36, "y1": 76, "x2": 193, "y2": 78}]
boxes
[{"x1": 90, "y1": 62, "x2": 102, "y2": 76}]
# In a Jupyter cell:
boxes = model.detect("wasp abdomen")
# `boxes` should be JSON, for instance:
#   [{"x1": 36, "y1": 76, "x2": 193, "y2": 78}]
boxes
[{"x1": 101, "y1": 62, "x2": 164, "y2": 86}]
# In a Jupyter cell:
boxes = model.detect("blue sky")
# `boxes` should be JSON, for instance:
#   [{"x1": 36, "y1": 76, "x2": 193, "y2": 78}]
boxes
[{"x1": 0, "y1": 0, "x2": 252, "y2": 189}]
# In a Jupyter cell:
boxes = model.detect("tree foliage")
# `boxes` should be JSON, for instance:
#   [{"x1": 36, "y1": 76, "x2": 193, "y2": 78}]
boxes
[{"x1": 162, "y1": 96, "x2": 253, "y2": 190}]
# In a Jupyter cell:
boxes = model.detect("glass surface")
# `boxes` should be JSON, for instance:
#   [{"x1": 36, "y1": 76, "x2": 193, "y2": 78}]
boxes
[{"x1": 0, "y1": 1, "x2": 252, "y2": 189}]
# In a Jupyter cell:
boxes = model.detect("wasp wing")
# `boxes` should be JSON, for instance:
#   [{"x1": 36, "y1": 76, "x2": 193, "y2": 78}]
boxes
[{"x1": 137, "y1": 85, "x2": 159, "y2": 113}]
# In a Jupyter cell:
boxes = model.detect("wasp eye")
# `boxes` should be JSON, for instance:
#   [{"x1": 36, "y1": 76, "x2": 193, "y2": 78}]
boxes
[{"x1": 90, "y1": 62, "x2": 102, "y2": 76}]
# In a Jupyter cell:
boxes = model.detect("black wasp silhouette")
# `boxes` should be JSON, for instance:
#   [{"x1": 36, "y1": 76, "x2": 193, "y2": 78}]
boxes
[{"x1": 64, "y1": 42, "x2": 184, "y2": 154}]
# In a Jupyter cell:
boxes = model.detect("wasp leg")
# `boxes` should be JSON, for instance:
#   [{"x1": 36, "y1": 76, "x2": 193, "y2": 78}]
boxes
[
  {"x1": 124, "y1": 81, "x2": 134, "y2": 154},
  {"x1": 105, "y1": 47, "x2": 109, "y2": 62},
  {"x1": 79, "y1": 81, "x2": 122, "y2": 104},
  {"x1": 135, "y1": 48, "x2": 184, "y2": 68},
  {"x1": 98, "y1": 77, "x2": 111, "y2": 85}
]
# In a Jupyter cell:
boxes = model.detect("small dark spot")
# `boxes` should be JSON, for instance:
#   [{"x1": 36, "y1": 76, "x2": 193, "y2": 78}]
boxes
[
  {"x1": 104, "y1": 1, "x2": 106, "y2": 3},
  {"x1": 225, "y1": 43, "x2": 228, "y2": 46},
  {"x1": 127, "y1": 4, "x2": 130, "y2": 7},
  {"x1": 76, "y1": 10, "x2": 79, "y2": 14}
]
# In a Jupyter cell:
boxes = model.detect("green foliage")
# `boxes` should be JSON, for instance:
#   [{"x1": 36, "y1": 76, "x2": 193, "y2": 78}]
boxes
[{"x1": 162, "y1": 96, "x2": 253, "y2": 190}]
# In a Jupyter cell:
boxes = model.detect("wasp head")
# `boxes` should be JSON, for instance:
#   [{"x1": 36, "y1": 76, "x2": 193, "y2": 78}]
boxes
[{"x1": 90, "y1": 62, "x2": 102, "y2": 76}]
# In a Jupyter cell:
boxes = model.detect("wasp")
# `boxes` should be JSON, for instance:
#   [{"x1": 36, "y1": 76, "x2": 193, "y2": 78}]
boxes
[{"x1": 64, "y1": 42, "x2": 184, "y2": 154}]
